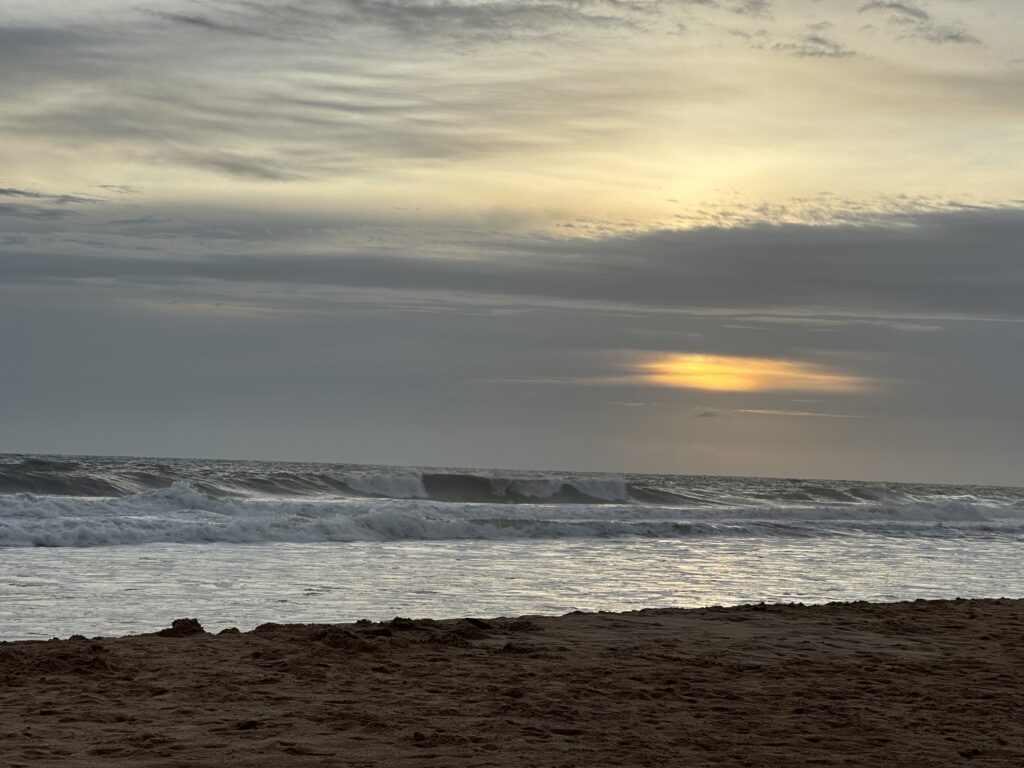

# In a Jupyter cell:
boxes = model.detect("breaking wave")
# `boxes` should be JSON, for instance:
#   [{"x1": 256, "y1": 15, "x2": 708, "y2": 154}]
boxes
[
  {"x1": 0, "y1": 457, "x2": 632, "y2": 504},
  {"x1": 1, "y1": 480, "x2": 1022, "y2": 548},
  {"x1": 332, "y1": 471, "x2": 627, "y2": 503}
]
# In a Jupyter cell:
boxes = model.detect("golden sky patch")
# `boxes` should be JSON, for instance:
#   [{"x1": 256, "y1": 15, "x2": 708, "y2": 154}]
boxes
[{"x1": 638, "y1": 354, "x2": 869, "y2": 393}]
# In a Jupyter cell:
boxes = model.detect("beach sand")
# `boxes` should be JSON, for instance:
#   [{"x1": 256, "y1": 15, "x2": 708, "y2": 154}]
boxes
[{"x1": 1, "y1": 598, "x2": 1022, "y2": 766}]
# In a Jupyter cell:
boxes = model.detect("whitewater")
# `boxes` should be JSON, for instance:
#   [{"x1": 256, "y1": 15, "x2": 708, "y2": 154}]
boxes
[{"x1": 1, "y1": 454, "x2": 1022, "y2": 639}]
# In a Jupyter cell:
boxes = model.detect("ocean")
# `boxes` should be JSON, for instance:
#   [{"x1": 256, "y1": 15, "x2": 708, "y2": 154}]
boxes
[{"x1": 2, "y1": 454, "x2": 1022, "y2": 640}]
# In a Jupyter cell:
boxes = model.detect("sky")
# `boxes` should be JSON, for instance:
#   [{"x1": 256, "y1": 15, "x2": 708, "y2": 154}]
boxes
[{"x1": 1, "y1": 0, "x2": 1022, "y2": 484}]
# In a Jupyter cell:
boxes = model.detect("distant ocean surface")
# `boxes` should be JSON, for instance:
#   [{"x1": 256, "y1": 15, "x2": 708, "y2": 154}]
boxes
[{"x1": 2, "y1": 454, "x2": 1022, "y2": 640}]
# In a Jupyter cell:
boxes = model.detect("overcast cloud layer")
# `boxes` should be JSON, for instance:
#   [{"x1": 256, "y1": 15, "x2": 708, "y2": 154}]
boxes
[{"x1": 2, "y1": 0, "x2": 1022, "y2": 484}]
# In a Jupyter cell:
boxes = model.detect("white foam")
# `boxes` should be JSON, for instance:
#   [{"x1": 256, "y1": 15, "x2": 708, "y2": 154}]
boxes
[{"x1": 1, "y1": 484, "x2": 1023, "y2": 547}]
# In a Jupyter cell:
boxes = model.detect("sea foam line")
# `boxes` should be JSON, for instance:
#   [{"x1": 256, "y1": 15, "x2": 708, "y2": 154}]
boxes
[{"x1": 1, "y1": 482, "x2": 1022, "y2": 547}]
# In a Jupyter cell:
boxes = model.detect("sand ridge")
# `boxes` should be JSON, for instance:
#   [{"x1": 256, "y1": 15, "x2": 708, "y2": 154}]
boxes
[{"x1": 1, "y1": 598, "x2": 1022, "y2": 766}]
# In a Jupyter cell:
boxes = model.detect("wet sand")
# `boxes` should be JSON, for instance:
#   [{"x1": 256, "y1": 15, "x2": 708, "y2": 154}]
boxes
[{"x1": 1, "y1": 598, "x2": 1022, "y2": 766}]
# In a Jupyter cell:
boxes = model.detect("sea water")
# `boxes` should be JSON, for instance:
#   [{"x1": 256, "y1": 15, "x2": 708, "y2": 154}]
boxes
[{"x1": 1, "y1": 454, "x2": 1022, "y2": 640}]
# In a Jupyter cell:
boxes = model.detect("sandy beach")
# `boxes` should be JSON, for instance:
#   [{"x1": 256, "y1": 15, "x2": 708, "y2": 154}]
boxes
[{"x1": 1, "y1": 598, "x2": 1022, "y2": 767}]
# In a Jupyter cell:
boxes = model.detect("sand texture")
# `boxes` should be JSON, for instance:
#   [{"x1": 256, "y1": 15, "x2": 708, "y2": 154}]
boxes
[{"x1": 1, "y1": 598, "x2": 1022, "y2": 767}]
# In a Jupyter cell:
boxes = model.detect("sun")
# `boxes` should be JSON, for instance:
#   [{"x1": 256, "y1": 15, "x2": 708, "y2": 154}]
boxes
[{"x1": 638, "y1": 354, "x2": 869, "y2": 393}]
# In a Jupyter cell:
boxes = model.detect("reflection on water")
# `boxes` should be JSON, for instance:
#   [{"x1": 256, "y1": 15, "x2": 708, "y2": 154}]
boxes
[{"x1": 1, "y1": 536, "x2": 1021, "y2": 640}]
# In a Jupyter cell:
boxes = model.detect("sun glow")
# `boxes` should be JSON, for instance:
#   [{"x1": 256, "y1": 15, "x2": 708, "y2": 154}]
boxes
[{"x1": 639, "y1": 354, "x2": 869, "y2": 393}]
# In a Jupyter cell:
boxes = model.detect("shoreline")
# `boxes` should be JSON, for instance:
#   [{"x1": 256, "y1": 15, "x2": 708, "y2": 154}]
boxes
[
  {"x1": 2, "y1": 598, "x2": 1022, "y2": 766},
  {"x1": 3, "y1": 594, "x2": 1024, "y2": 645}
]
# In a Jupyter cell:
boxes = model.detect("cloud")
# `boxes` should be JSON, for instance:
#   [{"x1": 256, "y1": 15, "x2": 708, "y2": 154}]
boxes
[
  {"x1": 0, "y1": 186, "x2": 104, "y2": 221},
  {"x1": 912, "y1": 24, "x2": 979, "y2": 45},
  {"x1": 94, "y1": 185, "x2": 139, "y2": 195},
  {"x1": 859, "y1": 2, "x2": 929, "y2": 23},
  {"x1": 692, "y1": 407, "x2": 865, "y2": 418},
  {"x1": 693, "y1": 407, "x2": 730, "y2": 418},
  {"x1": 685, "y1": 0, "x2": 772, "y2": 18},
  {"x1": 2, "y1": 205, "x2": 1023, "y2": 324},
  {"x1": 772, "y1": 34, "x2": 855, "y2": 58},
  {"x1": 146, "y1": 11, "x2": 277, "y2": 39},
  {"x1": 191, "y1": 0, "x2": 652, "y2": 44},
  {"x1": 0, "y1": 17, "x2": 705, "y2": 181},
  {"x1": 0, "y1": 187, "x2": 100, "y2": 205},
  {"x1": 727, "y1": 0, "x2": 772, "y2": 18},
  {"x1": 859, "y1": 1, "x2": 980, "y2": 45},
  {"x1": 0, "y1": 203, "x2": 73, "y2": 220},
  {"x1": 165, "y1": 149, "x2": 309, "y2": 182},
  {"x1": 0, "y1": 0, "x2": 1011, "y2": 187},
  {"x1": 736, "y1": 409, "x2": 865, "y2": 418}
]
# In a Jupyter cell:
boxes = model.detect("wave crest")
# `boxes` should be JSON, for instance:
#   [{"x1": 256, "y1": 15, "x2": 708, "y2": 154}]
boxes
[{"x1": 1, "y1": 484, "x2": 1022, "y2": 547}]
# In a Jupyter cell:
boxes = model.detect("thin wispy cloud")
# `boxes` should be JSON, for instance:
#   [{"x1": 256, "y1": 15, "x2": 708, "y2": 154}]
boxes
[
  {"x1": 0, "y1": 187, "x2": 101, "y2": 205},
  {"x1": 183, "y1": 0, "x2": 653, "y2": 44},
  {"x1": 146, "y1": 10, "x2": 280, "y2": 39},
  {"x1": 773, "y1": 34, "x2": 856, "y2": 58},
  {"x1": 859, "y1": 1, "x2": 981, "y2": 45},
  {"x1": 860, "y1": 2, "x2": 930, "y2": 23},
  {"x1": 736, "y1": 409, "x2": 866, "y2": 418}
]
